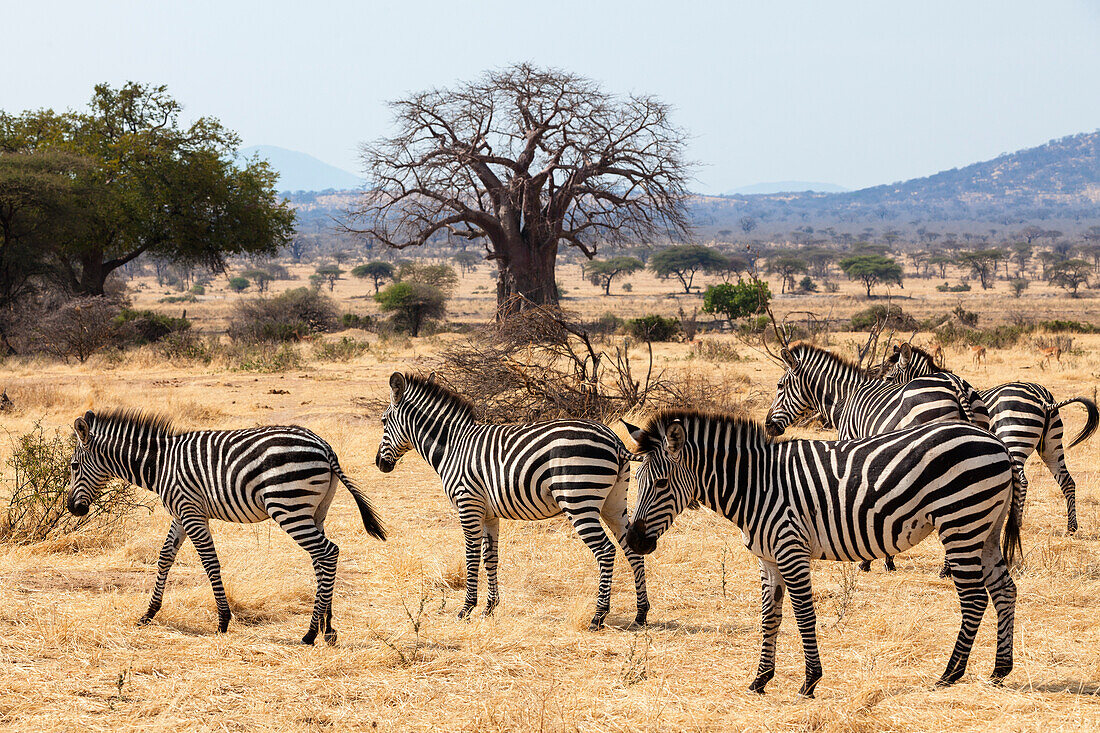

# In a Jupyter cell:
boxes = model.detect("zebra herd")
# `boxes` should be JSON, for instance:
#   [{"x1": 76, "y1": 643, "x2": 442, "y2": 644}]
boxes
[{"x1": 64, "y1": 350, "x2": 1096, "y2": 697}]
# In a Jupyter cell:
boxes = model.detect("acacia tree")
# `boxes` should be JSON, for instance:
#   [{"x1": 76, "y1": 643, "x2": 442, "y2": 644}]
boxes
[
  {"x1": 1048, "y1": 259, "x2": 1090, "y2": 296},
  {"x1": 839, "y1": 254, "x2": 903, "y2": 297},
  {"x1": 956, "y1": 249, "x2": 1001, "y2": 289},
  {"x1": 351, "y1": 261, "x2": 395, "y2": 293},
  {"x1": 346, "y1": 64, "x2": 691, "y2": 314},
  {"x1": 585, "y1": 256, "x2": 643, "y2": 295},
  {"x1": 650, "y1": 244, "x2": 727, "y2": 293}
]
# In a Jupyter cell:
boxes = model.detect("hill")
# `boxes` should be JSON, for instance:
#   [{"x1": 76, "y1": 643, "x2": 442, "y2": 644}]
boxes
[
  {"x1": 694, "y1": 131, "x2": 1100, "y2": 231},
  {"x1": 724, "y1": 181, "x2": 849, "y2": 195},
  {"x1": 239, "y1": 145, "x2": 362, "y2": 193}
]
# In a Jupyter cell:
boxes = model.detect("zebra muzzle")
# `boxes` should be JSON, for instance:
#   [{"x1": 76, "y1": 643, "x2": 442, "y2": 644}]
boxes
[
  {"x1": 374, "y1": 452, "x2": 395, "y2": 473},
  {"x1": 626, "y1": 519, "x2": 657, "y2": 556},
  {"x1": 764, "y1": 420, "x2": 785, "y2": 438},
  {"x1": 67, "y1": 492, "x2": 90, "y2": 516}
]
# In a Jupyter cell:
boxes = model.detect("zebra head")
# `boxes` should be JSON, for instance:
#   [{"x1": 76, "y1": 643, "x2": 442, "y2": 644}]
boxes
[
  {"x1": 67, "y1": 411, "x2": 110, "y2": 516},
  {"x1": 764, "y1": 348, "x2": 816, "y2": 437},
  {"x1": 623, "y1": 419, "x2": 695, "y2": 556},
  {"x1": 375, "y1": 372, "x2": 415, "y2": 473},
  {"x1": 880, "y1": 343, "x2": 934, "y2": 384}
]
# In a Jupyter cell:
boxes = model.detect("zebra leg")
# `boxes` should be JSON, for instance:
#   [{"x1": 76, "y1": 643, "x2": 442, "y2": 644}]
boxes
[
  {"x1": 482, "y1": 517, "x2": 500, "y2": 616},
  {"x1": 600, "y1": 478, "x2": 650, "y2": 627},
  {"x1": 749, "y1": 559, "x2": 785, "y2": 694},
  {"x1": 280, "y1": 519, "x2": 340, "y2": 645},
  {"x1": 936, "y1": 554, "x2": 989, "y2": 686},
  {"x1": 983, "y1": 552, "x2": 1017, "y2": 683},
  {"x1": 457, "y1": 504, "x2": 486, "y2": 619},
  {"x1": 776, "y1": 540, "x2": 822, "y2": 698},
  {"x1": 564, "y1": 507, "x2": 617, "y2": 630},
  {"x1": 1039, "y1": 418, "x2": 1077, "y2": 533},
  {"x1": 139, "y1": 519, "x2": 186, "y2": 625},
  {"x1": 180, "y1": 515, "x2": 232, "y2": 633}
]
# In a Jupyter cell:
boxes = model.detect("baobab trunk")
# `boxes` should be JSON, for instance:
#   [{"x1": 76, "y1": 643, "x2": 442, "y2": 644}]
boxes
[{"x1": 495, "y1": 237, "x2": 559, "y2": 315}]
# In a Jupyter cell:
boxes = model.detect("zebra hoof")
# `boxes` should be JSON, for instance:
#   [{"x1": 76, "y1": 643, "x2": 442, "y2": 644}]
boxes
[
  {"x1": 217, "y1": 612, "x2": 231, "y2": 634},
  {"x1": 323, "y1": 628, "x2": 338, "y2": 645},
  {"x1": 136, "y1": 614, "x2": 155, "y2": 627},
  {"x1": 990, "y1": 664, "x2": 1012, "y2": 684},
  {"x1": 935, "y1": 668, "x2": 965, "y2": 687},
  {"x1": 1068, "y1": 523, "x2": 1078, "y2": 535},
  {"x1": 589, "y1": 610, "x2": 609, "y2": 631},
  {"x1": 748, "y1": 670, "x2": 773, "y2": 694},
  {"x1": 883, "y1": 559, "x2": 897, "y2": 572},
  {"x1": 858, "y1": 560, "x2": 872, "y2": 572},
  {"x1": 302, "y1": 628, "x2": 319, "y2": 645},
  {"x1": 457, "y1": 605, "x2": 475, "y2": 620},
  {"x1": 631, "y1": 608, "x2": 649, "y2": 628},
  {"x1": 483, "y1": 598, "x2": 499, "y2": 617},
  {"x1": 799, "y1": 670, "x2": 822, "y2": 698}
]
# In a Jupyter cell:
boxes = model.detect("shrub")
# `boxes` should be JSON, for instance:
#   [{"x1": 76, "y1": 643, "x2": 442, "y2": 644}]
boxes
[
  {"x1": 228, "y1": 276, "x2": 250, "y2": 293},
  {"x1": 952, "y1": 305, "x2": 979, "y2": 327},
  {"x1": 397, "y1": 262, "x2": 459, "y2": 294},
  {"x1": 228, "y1": 288, "x2": 339, "y2": 342},
  {"x1": 155, "y1": 332, "x2": 218, "y2": 363},
  {"x1": 341, "y1": 312, "x2": 376, "y2": 330},
  {"x1": 113, "y1": 308, "x2": 191, "y2": 345},
  {"x1": 935, "y1": 282, "x2": 971, "y2": 293},
  {"x1": 798, "y1": 276, "x2": 818, "y2": 293},
  {"x1": 850, "y1": 304, "x2": 918, "y2": 332},
  {"x1": 691, "y1": 339, "x2": 741, "y2": 362},
  {"x1": 313, "y1": 336, "x2": 371, "y2": 362},
  {"x1": 1010, "y1": 279, "x2": 1028, "y2": 298},
  {"x1": 824, "y1": 281, "x2": 840, "y2": 293},
  {"x1": 30, "y1": 297, "x2": 119, "y2": 363},
  {"x1": 190, "y1": 283, "x2": 206, "y2": 295},
  {"x1": 0, "y1": 423, "x2": 151, "y2": 544},
  {"x1": 375, "y1": 282, "x2": 447, "y2": 337},
  {"x1": 228, "y1": 342, "x2": 304, "y2": 372},
  {"x1": 622, "y1": 283, "x2": 633, "y2": 292},
  {"x1": 1037, "y1": 320, "x2": 1098, "y2": 334},
  {"x1": 588, "y1": 312, "x2": 625, "y2": 336},
  {"x1": 702, "y1": 278, "x2": 771, "y2": 327},
  {"x1": 627, "y1": 315, "x2": 680, "y2": 342},
  {"x1": 159, "y1": 293, "x2": 197, "y2": 304}
]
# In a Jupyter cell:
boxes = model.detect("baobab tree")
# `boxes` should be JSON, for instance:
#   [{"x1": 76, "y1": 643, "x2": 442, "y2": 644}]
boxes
[{"x1": 344, "y1": 64, "x2": 692, "y2": 314}]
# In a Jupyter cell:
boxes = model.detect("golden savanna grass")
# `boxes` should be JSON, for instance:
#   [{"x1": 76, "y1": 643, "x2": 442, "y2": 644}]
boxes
[{"x1": 0, "y1": 265, "x2": 1098, "y2": 731}]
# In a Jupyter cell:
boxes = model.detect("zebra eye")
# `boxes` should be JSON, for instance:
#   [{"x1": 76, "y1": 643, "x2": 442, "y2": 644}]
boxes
[{"x1": 655, "y1": 478, "x2": 669, "y2": 489}]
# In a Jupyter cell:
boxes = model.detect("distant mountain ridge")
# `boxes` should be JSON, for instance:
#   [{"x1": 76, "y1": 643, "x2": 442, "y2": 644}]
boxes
[
  {"x1": 240, "y1": 145, "x2": 362, "y2": 193},
  {"x1": 725, "y1": 181, "x2": 849, "y2": 195}
]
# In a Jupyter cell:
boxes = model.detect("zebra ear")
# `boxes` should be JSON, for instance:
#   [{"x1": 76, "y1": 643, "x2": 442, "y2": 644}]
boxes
[
  {"x1": 389, "y1": 372, "x2": 406, "y2": 405},
  {"x1": 74, "y1": 417, "x2": 90, "y2": 445},
  {"x1": 665, "y1": 421, "x2": 685, "y2": 455},
  {"x1": 780, "y1": 348, "x2": 798, "y2": 370},
  {"x1": 622, "y1": 419, "x2": 646, "y2": 447},
  {"x1": 898, "y1": 343, "x2": 912, "y2": 366}
]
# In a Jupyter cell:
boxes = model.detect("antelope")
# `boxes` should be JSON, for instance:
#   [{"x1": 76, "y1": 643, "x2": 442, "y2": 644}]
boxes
[
  {"x1": 971, "y1": 345, "x2": 987, "y2": 366},
  {"x1": 1039, "y1": 345, "x2": 1062, "y2": 370}
]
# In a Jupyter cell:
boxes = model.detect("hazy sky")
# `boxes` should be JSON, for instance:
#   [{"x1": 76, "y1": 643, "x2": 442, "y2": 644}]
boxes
[{"x1": 4, "y1": 0, "x2": 1098, "y2": 193}]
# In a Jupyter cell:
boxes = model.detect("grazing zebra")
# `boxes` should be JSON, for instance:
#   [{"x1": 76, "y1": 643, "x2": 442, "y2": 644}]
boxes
[
  {"x1": 879, "y1": 342, "x2": 1099, "y2": 533},
  {"x1": 374, "y1": 372, "x2": 648, "y2": 630},
  {"x1": 764, "y1": 343, "x2": 991, "y2": 571},
  {"x1": 66, "y1": 409, "x2": 386, "y2": 644},
  {"x1": 624, "y1": 411, "x2": 1023, "y2": 697}
]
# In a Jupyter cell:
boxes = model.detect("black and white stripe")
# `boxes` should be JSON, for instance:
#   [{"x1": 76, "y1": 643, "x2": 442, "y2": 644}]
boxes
[
  {"x1": 374, "y1": 373, "x2": 647, "y2": 630},
  {"x1": 880, "y1": 342, "x2": 1099, "y2": 532},
  {"x1": 624, "y1": 411, "x2": 1023, "y2": 696},
  {"x1": 66, "y1": 409, "x2": 386, "y2": 643}
]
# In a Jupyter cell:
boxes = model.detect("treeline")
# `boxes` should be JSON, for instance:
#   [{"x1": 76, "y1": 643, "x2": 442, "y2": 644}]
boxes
[{"x1": 0, "y1": 82, "x2": 295, "y2": 353}]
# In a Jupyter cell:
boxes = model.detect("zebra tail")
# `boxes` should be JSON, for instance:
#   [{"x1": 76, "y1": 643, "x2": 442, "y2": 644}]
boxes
[
  {"x1": 1002, "y1": 458, "x2": 1025, "y2": 570},
  {"x1": 1051, "y1": 397, "x2": 1099, "y2": 449},
  {"x1": 330, "y1": 455, "x2": 387, "y2": 541}
]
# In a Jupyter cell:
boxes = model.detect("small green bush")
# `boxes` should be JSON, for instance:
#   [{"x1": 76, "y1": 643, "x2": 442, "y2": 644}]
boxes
[
  {"x1": 229, "y1": 342, "x2": 304, "y2": 372},
  {"x1": 190, "y1": 284, "x2": 206, "y2": 295},
  {"x1": 850, "y1": 304, "x2": 918, "y2": 332},
  {"x1": 935, "y1": 282, "x2": 971, "y2": 293},
  {"x1": 1036, "y1": 320, "x2": 1098, "y2": 334},
  {"x1": 159, "y1": 293, "x2": 198, "y2": 304},
  {"x1": 341, "y1": 313, "x2": 376, "y2": 330},
  {"x1": 627, "y1": 315, "x2": 680, "y2": 342},
  {"x1": 0, "y1": 423, "x2": 151, "y2": 544},
  {"x1": 113, "y1": 309, "x2": 191, "y2": 345}
]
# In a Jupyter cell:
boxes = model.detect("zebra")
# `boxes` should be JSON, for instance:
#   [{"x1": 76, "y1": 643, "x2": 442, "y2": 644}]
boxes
[
  {"x1": 374, "y1": 372, "x2": 648, "y2": 630},
  {"x1": 66, "y1": 409, "x2": 386, "y2": 644},
  {"x1": 623, "y1": 410, "x2": 1023, "y2": 697},
  {"x1": 879, "y1": 342, "x2": 1099, "y2": 533},
  {"x1": 764, "y1": 342, "x2": 991, "y2": 571}
]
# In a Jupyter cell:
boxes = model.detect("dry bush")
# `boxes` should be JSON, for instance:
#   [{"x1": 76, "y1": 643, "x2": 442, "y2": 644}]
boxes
[
  {"x1": 0, "y1": 422, "x2": 152, "y2": 545},
  {"x1": 27, "y1": 297, "x2": 120, "y2": 363},
  {"x1": 228, "y1": 288, "x2": 338, "y2": 342},
  {"x1": 434, "y1": 298, "x2": 733, "y2": 422}
]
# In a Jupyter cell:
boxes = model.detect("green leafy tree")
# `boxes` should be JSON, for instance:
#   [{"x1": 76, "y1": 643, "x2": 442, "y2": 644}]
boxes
[
  {"x1": 584, "y1": 256, "x2": 644, "y2": 295},
  {"x1": 10, "y1": 83, "x2": 296, "y2": 295},
  {"x1": 452, "y1": 251, "x2": 481, "y2": 276},
  {"x1": 351, "y1": 261, "x2": 395, "y2": 294},
  {"x1": 228, "y1": 276, "x2": 250, "y2": 293},
  {"x1": 397, "y1": 262, "x2": 459, "y2": 294},
  {"x1": 1011, "y1": 243, "x2": 1032, "y2": 277},
  {"x1": 375, "y1": 281, "x2": 447, "y2": 336},
  {"x1": 1048, "y1": 259, "x2": 1090, "y2": 296},
  {"x1": 650, "y1": 245, "x2": 727, "y2": 293},
  {"x1": 315, "y1": 264, "x2": 343, "y2": 291},
  {"x1": 928, "y1": 252, "x2": 954, "y2": 279},
  {"x1": 241, "y1": 269, "x2": 273, "y2": 293},
  {"x1": 955, "y1": 249, "x2": 1002, "y2": 289},
  {"x1": 839, "y1": 254, "x2": 903, "y2": 297},
  {"x1": 702, "y1": 278, "x2": 771, "y2": 328},
  {"x1": 766, "y1": 253, "x2": 808, "y2": 294}
]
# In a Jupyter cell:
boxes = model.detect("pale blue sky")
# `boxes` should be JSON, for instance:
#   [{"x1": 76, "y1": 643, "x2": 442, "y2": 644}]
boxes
[{"x1": 4, "y1": 0, "x2": 1098, "y2": 193}]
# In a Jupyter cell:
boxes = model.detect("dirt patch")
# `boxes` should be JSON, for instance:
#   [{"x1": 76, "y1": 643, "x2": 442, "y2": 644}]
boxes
[{"x1": 0, "y1": 568, "x2": 203, "y2": 594}]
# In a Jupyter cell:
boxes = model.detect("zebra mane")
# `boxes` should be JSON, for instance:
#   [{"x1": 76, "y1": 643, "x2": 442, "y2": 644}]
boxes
[
  {"x1": 403, "y1": 373, "x2": 477, "y2": 421},
  {"x1": 634, "y1": 408, "x2": 769, "y2": 452},
  {"x1": 788, "y1": 342, "x2": 867, "y2": 378},
  {"x1": 89, "y1": 408, "x2": 179, "y2": 437}
]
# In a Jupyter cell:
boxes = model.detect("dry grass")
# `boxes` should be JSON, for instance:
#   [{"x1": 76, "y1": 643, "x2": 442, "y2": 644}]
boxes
[{"x1": 0, "y1": 268, "x2": 1097, "y2": 731}]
